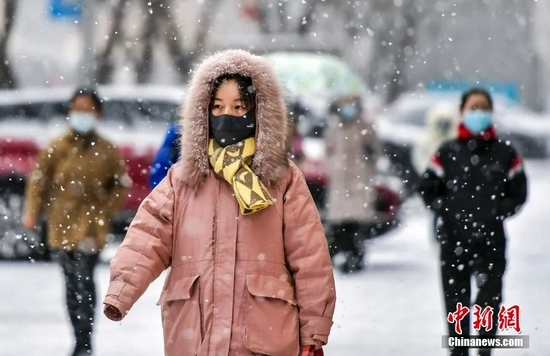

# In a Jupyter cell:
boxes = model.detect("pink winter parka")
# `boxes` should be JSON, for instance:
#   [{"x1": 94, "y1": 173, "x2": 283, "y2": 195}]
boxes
[{"x1": 103, "y1": 50, "x2": 337, "y2": 356}]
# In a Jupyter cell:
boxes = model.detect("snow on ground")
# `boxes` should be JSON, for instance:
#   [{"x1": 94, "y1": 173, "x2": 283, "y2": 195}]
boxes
[{"x1": 1, "y1": 160, "x2": 549, "y2": 356}]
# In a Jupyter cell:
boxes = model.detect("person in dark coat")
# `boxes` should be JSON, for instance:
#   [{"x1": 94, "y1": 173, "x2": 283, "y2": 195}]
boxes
[
  {"x1": 417, "y1": 88, "x2": 528, "y2": 356},
  {"x1": 149, "y1": 123, "x2": 181, "y2": 189}
]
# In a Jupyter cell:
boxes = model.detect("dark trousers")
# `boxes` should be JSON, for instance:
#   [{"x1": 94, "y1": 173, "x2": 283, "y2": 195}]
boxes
[
  {"x1": 55, "y1": 250, "x2": 99, "y2": 355},
  {"x1": 432, "y1": 214, "x2": 440, "y2": 242},
  {"x1": 439, "y1": 235, "x2": 506, "y2": 356},
  {"x1": 329, "y1": 221, "x2": 373, "y2": 271}
]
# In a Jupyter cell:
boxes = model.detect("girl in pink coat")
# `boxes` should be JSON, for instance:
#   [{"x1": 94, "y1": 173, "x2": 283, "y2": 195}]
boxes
[{"x1": 103, "y1": 50, "x2": 336, "y2": 356}]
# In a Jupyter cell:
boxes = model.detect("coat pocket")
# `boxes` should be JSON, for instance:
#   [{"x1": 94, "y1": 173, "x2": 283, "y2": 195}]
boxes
[
  {"x1": 157, "y1": 274, "x2": 202, "y2": 356},
  {"x1": 243, "y1": 274, "x2": 300, "y2": 355}
]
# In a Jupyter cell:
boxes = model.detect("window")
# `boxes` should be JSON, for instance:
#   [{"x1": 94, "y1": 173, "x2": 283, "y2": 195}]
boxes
[
  {"x1": 102, "y1": 100, "x2": 180, "y2": 126},
  {"x1": 0, "y1": 100, "x2": 180, "y2": 126},
  {"x1": 0, "y1": 102, "x2": 67, "y2": 122}
]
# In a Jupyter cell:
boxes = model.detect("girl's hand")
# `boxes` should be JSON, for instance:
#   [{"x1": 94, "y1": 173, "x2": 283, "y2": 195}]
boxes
[
  {"x1": 22, "y1": 214, "x2": 37, "y2": 231},
  {"x1": 302, "y1": 345, "x2": 324, "y2": 356},
  {"x1": 104, "y1": 304, "x2": 123, "y2": 321}
]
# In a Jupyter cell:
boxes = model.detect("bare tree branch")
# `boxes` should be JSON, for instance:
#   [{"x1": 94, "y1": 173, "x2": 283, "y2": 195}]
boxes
[
  {"x1": 161, "y1": 2, "x2": 189, "y2": 78},
  {"x1": 298, "y1": 0, "x2": 319, "y2": 35},
  {"x1": 136, "y1": 0, "x2": 160, "y2": 84},
  {"x1": 364, "y1": 0, "x2": 423, "y2": 103},
  {"x1": 162, "y1": 0, "x2": 222, "y2": 79},
  {"x1": 95, "y1": 0, "x2": 127, "y2": 84},
  {"x1": 95, "y1": 0, "x2": 224, "y2": 84},
  {"x1": 256, "y1": 1, "x2": 272, "y2": 34},
  {"x1": 277, "y1": 0, "x2": 290, "y2": 32},
  {"x1": 0, "y1": 0, "x2": 18, "y2": 88},
  {"x1": 193, "y1": 0, "x2": 222, "y2": 55},
  {"x1": 387, "y1": 0, "x2": 419, "y2": 102}
]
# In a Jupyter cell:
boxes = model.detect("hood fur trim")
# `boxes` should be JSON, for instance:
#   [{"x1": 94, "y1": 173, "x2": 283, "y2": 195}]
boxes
[{"x1": 179, "y1": 49, "x2": 290, "y2": 188}]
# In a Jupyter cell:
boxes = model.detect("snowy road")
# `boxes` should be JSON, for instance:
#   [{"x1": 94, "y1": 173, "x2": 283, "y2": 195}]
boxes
[{"x1": 1, "y1": 160, "x2": 549, "y2": 356}]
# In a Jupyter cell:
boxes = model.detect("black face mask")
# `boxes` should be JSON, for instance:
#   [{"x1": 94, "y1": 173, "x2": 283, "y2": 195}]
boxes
[{"x1": 209, "y1": 110, "x2": 256, "y2": 147}]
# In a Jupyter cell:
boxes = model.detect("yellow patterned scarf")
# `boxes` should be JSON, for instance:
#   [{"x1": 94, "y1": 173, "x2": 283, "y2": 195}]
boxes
[{"x1": 208, "y1": 137, "x2": 273, "y2": 215}]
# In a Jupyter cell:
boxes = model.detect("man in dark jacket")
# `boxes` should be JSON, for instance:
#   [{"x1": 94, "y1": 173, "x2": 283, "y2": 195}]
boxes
[{"x1": 417, "y1": 88, "x2": 528, "y2": 356}]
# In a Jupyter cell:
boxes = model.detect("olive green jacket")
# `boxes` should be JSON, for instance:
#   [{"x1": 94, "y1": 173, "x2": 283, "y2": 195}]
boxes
[{"x1": 24, "y1": 130, "x2": 130, "y2": 250}]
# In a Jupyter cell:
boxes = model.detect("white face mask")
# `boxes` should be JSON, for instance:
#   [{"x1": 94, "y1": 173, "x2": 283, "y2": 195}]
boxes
[{"x1": 69, "y1": 112, "x2": 97, "y2": 134}]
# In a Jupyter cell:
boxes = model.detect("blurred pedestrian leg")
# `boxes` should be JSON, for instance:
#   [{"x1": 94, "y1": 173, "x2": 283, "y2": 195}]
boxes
[
  {"x1": 439, "y1": 240, "x2": 472, "y2": 356},
  {"x1": 331, "y1": 222, "x2": 365, "y2": 273},
  {"x1": 432, "y1": 213, "x2": 440, "y2": 242},
  {"x1": 56, "y1": 249, "x2": 99, "y2": 356}
]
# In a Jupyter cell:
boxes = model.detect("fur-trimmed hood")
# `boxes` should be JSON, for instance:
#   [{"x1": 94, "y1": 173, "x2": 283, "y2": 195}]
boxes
[
  {"x1": 179, "y1": 49, "x2": 290, "y2": 188},
  {"x1": 426, "y1": 102, "x2": 460, "y2": 141}
]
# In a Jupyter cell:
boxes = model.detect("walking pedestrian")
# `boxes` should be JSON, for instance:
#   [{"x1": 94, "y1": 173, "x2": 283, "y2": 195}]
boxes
[
  {"x1": 417, "y1": 88, "x2": 528, "y2": 356},
  {"x1": 22, "y1": 87, "x2": 130, "y2": 356},
  {"x1": 103, "y1": 50, "x2": 336, "y2": 356},
  {"x1": 324, "y1": 96, "x2": 381, "y2": 273}
]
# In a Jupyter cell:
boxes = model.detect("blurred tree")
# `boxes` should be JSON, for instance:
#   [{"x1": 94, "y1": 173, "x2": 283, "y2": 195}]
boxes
[
  {"x1": 136, "y1": 0, "x2": 222, "y2": 83},
  {"x1": 297, "y1": 0, "x2": 320, "y2": 35},
  {"x1": 242, "y1": 0, "x2": 425, "y2": 103},
  {"x1": 95, "y1": 0, "x2": 127, "y2": 84},
  {"x1": 366, "y1": 0, "x2": 425, "y2": 103},
  {"x1": 95, "y1": 0, "x2": 222, "y2": 84},
  {"x1": 252, "y1": 0, "x2": 323, "y2": 35},
  {"x1": 0, "y1": 0, "x2": 17, "y2": 88},
  {"x1": 386, "y1": 0, "x2": 421, "y2": 102}
]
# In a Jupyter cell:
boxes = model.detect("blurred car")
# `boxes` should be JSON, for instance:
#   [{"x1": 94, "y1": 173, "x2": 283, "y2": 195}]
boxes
[
  {"x1": 265, "y1": 51, "x2": 381, "y2": 124},
  {"x1": 375, "y1": 90, "x2": 550, "y2": 195},
  {"x1": 0, "y1": 85, "x2": 185, "y2": 260}
]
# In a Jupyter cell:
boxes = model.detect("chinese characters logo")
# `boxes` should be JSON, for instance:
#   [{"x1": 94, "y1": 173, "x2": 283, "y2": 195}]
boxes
[{"x1": 447, "y1": 303, "x2": 521, "y2": 334}]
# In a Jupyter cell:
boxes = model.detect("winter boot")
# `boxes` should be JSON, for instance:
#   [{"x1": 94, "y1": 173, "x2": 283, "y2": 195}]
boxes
[
  {"x1": 340, "y1": 254, "x2": 365, "y2": 273},
  {"x1": 72, "y1": 351, "x2": 92, "y2": 356},
  {"x1": 449, "y1": 347, "x2": 468, "y2": 356},
  {"x1": 71, "y1": 334, "x2": 92, "y2": 356},
  {"x1": 71, "y1": 344, "x2": 92, "y2": 356}
]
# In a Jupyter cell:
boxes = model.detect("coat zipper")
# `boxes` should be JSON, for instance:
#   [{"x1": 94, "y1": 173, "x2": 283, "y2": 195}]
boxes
[
  {"x1": 211, "y1": 215, "x2": 217, "y2": 256},
  {"x1": 210, "y1": 181, "x2": 222, "y2": 328},
  {"x1": 212, "y1": 182, "x2": 221, "y2": 257}
]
